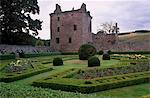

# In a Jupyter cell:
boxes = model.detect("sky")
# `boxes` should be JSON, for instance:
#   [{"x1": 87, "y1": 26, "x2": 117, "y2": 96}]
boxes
[{"x1": 33, "y1": 0, "x2": 150, "y2": 39}]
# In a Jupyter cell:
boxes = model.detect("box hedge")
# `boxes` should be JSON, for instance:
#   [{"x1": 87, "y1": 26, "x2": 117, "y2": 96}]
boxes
[
  {"x1": 32, "y1": 71, "x2": 150, "y2": 93},
  {"x1": 110, "y1": 51, "x2": 150, "y2": 54},
  {"x1": 0, "y1": 68, "x2": 53, "y2": 82},
  {"x1": 0, "y1": 54, "x2": 16, "y2": 60},
  {"x1": 21, "y1": 52, "x2": 61, "y2": 58}
]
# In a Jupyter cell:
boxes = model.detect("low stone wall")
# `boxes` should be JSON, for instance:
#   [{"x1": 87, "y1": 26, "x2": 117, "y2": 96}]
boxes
[{"x1": 0, "y1": 45, "x2": 51, "y2": 54}]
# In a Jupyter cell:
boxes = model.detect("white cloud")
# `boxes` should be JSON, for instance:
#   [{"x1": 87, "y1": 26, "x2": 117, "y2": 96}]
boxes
[{"x1": 35, "y1": 0, "x2": 150, "y2": 39}]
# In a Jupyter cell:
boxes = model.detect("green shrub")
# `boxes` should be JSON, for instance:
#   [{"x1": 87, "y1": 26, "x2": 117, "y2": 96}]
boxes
[
  {"x1": 22, "y1": 52, "x2": 61, "y2": 58},
  {"x1": 78, "y1": 44, "x2": 96, "y2": 60},
  {"x1": 53, "y1": 58, "x2": 63, "y2": 66},
  {"x1": 84, "y1": 81, "x2": 93, "y2": 84},
  {"x1": 110, "y1": 51, "x2": 150, "y2": 54},
  {"x1": 98, "y1": 50, "x2": 103, "y2": 55},
  {"x1": 107, "y1": 50, "x2": 111, "y2": 54},
  {"x1": 0, "y1": 54, "x2": 16, "y2": 60},
  {"x1": 61, "y1": 52, "x2": 78, "y2": 55},
  {"x1": 102, "y1": 53, "x2": 110, "y2": 60},
  {"x1": 88, "y1": 56, "x2": 100, "y2": 67}
]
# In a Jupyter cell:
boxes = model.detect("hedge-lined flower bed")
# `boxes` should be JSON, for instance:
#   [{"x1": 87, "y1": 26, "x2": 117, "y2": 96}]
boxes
[
  {"x1": 64, "y1": 62, "x2": 150, "y2": 79},
  {"x1": 0, "y1": 68, "x2": 53, "y2": 82},
  {"x1": 32, "y1": 71, "x2": 150, "y2": 93}
]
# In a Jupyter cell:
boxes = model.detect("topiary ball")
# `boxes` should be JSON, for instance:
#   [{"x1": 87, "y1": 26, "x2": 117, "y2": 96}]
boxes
[
  {"x1": 88, "y1": 56, "x2": 100, "y2": 67},
  {"x1": 102, "y1": 53, "x2": 110, "y2": 60},
  {"x1": 53, "y1": 57, "x2": 63, "y2": 66},
  {"x1": 78, "y1": 44, "x2": 96, "y2": 60},
  {"x1": 98, "y1": 50, "x2": 103, "y2": 55}
]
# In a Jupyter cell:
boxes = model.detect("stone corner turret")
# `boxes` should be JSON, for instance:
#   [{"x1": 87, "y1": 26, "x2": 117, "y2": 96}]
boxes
[{"x1": 54, "y1": 4, "x2": 62, "y2": 14}]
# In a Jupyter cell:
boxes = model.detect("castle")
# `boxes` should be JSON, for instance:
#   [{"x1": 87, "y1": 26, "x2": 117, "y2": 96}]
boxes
[{"x1": 50, "y1": 3, "x2": 118, "y2": 52}]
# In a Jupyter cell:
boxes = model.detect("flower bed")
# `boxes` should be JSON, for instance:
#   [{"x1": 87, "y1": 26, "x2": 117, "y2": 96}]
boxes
[{"x1": 64, "y1": 62, "x2": 149, "y2": 79}]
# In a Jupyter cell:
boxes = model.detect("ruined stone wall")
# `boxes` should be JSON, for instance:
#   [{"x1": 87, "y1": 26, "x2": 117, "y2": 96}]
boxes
[
  {"x1": 92, "y1": 33, "x2": 118, "y2": 51},
  {"x1": 92, "y1": 32, "x2": 150, "y2": 51}
]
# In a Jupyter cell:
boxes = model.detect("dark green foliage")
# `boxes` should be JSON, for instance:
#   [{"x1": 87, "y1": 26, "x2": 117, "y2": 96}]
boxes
[
  {"x1": 35, "y1": 37, "x2": 44, "y2": 46},
  {"x1": 78, "y1": 44, "x2": 96, "y2": 60},
  {"x1": 84, "y1": 81, "x2": 93, "y2": 84},
  {"x1": 0, "y1": 68, "x2": 53, "y2": 82},
  {"x1": 53, "y1": 58, "x2": 63, "y2": 66},
  {"x1": 0, "y1": 0, "x2": 42, "y2": 44},
  {"x1": 110, "y1": 51, "x2": 150, "y2": 54},
  {"x1": 97, "y1": 50, "x2": 103, "y2": 55},
  {"x1": 61, "y1": 52, "x2": 78, "y2": 55},
  {"x1": 102, "y1": 53, "x2": 110, "y2": 60},
  {"x1": 88, "y1": 56, "x2": 100, "y2": 67},
  {"x1": 107, "y1": 50, "x2": 111, "y2": 54},
  {"x1": 0, "y1": 32, "x2": 37, "y2": 45},
  {"x1": 21, "y1": 52, "x2": 61, "y2": 58},
  {"x1": 0, "y1": 54, "x2": 16, "y2": 60}
]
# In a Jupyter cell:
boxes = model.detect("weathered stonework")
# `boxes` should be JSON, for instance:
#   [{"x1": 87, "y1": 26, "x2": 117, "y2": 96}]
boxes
[
  {"x1": 92, "y1": 32, "x2": 118, "y2": 51},
  {"x1": 50, "y1": 3, "x2": 92, "y2": 52},
  {"x1": 50, "y1": 3, "x2": 149, "y2": 52}
]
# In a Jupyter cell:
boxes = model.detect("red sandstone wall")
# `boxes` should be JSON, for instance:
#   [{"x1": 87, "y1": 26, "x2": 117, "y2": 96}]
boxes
[{"x1": 50, "y1": 10, "x2": 92, "y2": 52}]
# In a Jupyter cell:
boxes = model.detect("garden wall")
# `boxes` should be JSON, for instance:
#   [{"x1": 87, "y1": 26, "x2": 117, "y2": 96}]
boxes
[{"x1": 0, "y1": 45, "x2": 51, "y2": 54}]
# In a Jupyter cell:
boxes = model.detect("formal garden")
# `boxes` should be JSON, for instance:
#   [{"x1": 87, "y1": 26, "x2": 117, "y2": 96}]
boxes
[{"x1": 0, "y1": 44, "x2": 150, "y2": 98}]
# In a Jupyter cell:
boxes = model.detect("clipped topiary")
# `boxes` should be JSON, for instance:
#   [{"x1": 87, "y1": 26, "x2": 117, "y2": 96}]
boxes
[
  {"x1": 53, "y1": 57, "x2": 63, "y2": 66},
  {"x1": 88, "y1": 56, "x2": 100, "y2": 67},
  {"x1": 102, "y1": 53, "x2": 110, "y2": 60},
  {"x1": 98, "y1": 50, "x2": 103, "y2": 55},
  {"x1": 79, "y1": 44, "x2": 96, "y2": 60}
]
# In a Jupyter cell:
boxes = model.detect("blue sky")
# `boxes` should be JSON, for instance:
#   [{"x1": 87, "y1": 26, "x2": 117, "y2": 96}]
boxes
[{"x1": 34, "y1": 0, "x2": 150, "y2": 39}]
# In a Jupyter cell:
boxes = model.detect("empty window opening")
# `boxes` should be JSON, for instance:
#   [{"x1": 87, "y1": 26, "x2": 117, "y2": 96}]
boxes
[
  {"x1": 56, "y1": 38, "x2": 59, "y2": 44},
  {"x1": 69, "y1": 37, "x2": 72, "y2": 43},
  {"x1": 57, "y1": 27, "x2": 60, "y2": 32},
  {"x1": 73, "y1": 25, "x2": 77, "y2": 31},
  {"x1": 57, "y1": 17, "x2": 60, "y2": 21}
]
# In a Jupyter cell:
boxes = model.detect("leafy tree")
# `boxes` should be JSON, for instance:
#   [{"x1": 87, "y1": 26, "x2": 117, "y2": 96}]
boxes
[
  {"x1": 35, "y1": 37, "x2": 44, "y2": 46},
  {"x1": 0, "y1": 0, "x2": 42, "y2": 44}
]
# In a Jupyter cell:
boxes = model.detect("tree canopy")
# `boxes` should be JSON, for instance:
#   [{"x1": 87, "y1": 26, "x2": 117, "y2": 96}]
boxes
[{"x1": 0, "y1": 0, "x2": 42, "y2": 44}]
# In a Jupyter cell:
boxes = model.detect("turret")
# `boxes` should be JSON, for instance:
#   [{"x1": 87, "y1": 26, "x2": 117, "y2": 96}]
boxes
[
  {"x1": 54, "y1": 4, "x2": 62, "y2": 13},
  {"x1": 80, "y1": 3, "x2": 86, "y2": 12}
]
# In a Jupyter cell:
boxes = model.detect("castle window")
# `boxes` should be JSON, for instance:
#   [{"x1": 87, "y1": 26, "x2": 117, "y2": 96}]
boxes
[
  {"x1": 56, "y1": 38, "x2": 59, "y2": 44},
  {"x1": 57, "y1": 27, "x2": 60, "y2": 32},
  {"x1": 57, "y1": 17, "x2": 60, "y2": 21},
  {"x1": 73, "y1": 25, "x2": 77, "y2": 31},
  {"x1": 69, "y1": 37, "x2": 72, "y2": 43}
]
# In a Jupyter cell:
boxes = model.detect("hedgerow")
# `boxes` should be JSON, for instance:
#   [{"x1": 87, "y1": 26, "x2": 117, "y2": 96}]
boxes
[
  {"x1": 0, "y1": 83, "x2": 111, "y2": 98},
  {"x1": 0, "y1": 54, "x2": 16, "y2": 60},
  {"x1": 32, "y1": 71, "x2": 150, "y2": 93},
  {"x1": 21, "y1": 52, "x2": 61, "y2": 58},
  {"x1": 0, "y1": 68, "x2": 53, "y2": 82},
  {"x1": 109, "y1": 51, "x2": 150, "y2": 54}
]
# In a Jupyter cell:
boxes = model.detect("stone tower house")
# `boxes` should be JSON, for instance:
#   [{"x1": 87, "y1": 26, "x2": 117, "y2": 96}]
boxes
[{"x1": 50, "y1": 3, "x2": 92, "y2": 52}]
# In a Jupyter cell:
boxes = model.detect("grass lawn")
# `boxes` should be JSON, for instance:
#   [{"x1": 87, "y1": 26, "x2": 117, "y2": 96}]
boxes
[{"x1": 95, "y1": 83, "x2": 150, "y2": 98}]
